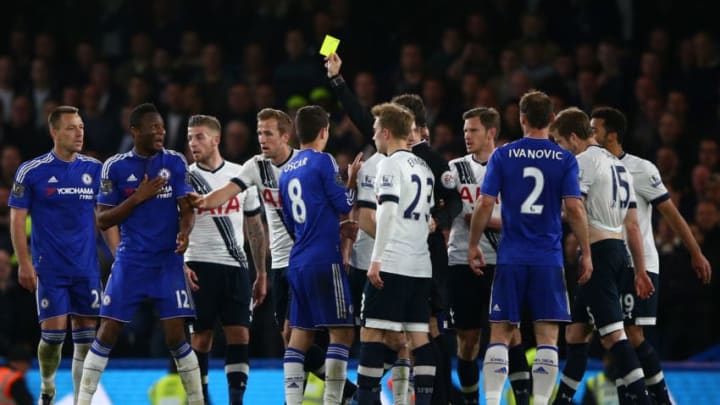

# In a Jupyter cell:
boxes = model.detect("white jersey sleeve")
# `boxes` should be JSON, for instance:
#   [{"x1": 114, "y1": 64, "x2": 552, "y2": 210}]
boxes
[
  {"x1": 243, "y1": 185, "x2": 261, "y2": 214},
  {"x1": 350, "y1": 153, "x2": 385, "y2": 270}
]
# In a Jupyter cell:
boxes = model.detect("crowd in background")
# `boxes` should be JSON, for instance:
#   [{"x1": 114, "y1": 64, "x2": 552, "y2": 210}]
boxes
[{"x1": 0, "y1": 0, "x2": 718, "y2": 362}]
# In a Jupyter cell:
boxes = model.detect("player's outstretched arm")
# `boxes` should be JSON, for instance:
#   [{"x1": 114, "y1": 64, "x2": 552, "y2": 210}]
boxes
[
  {"x1": 189, "y1": 181, "x2": 243, "y2": 209},
  {"x1": 96, "y1": 174, "x2": 167, "y2": 229},
  {"x1": 467, "y1": 195, "x2": 494, "y2": 275},
  {"x1": 175, "y1": 196, "x2": 195, "y2": 254},
  {"x1": 10, "y1": 207, "x2": 36, "y2": 291},
  {"x1": 244, "y1": 212, "x2": 267, "y2": 306},
  {"x1": 325, "y1": 52, "x2": 375, "y2": 139},
  {"x1": 564, "y1": 197, "x2": 593, "y2": 285},
  {"x1": 657, "y1": 199, "x2": 712, "y2": 283},
  {"x1": 624, "y1": 208, "x2": 654, "y2": 299}
]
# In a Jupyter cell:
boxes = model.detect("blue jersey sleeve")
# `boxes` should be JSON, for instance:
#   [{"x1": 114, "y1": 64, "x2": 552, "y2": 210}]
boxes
[
  {"x1": 480, "y1": 149, "x2": 503, "y2": 197},
  {"x1": 278, "y1": 181, "x2": 296, "y2": 240},
  {"x1": 561, "y1": 153, "x2": 582, "y2": 198},
  {"x1": 8, "y1": 163, "x2": 35, "y2": 209},
  {"x1": 98, "y1": 159, "x2": 121, "y2": 206},
  {"x1": 320, "y1": 153, "x2": 354, "y2": 215},
  {"x1": 172, "y1": 156, "x2": 193, "y2": 199}
]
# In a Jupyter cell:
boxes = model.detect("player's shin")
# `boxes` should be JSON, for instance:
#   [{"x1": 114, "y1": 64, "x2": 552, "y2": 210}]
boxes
[
  {"x1": 226, "y1": 344, "x2": 249, "y2": 405},
  {"x1": 71, "y1": 328, "x2": 95, "y2": 403},
  {"x1": 457, "y1": 357, "x2": 479, "y2": 404},
  {"x1": 635, "y1": 340, "x2": 671, "y2": 405},
  {"x1": 356, "y1": 342, "x2": 385, "y2": 404},
  {"x1": 324, "y1": 343, "x2": 350, "y2": 405},
  {"x1": 171, "y1": 341, "x2": 204, "y2": 405},
  {"x1": 38, "y1": 329, "x2": 66, "y2": 398},
  {"x1": 532, "y1": 345, "x2": 559, "y2": 404},
  {"x1": 508, "y1": 343, "x2": 531, "y2": 405},
  {"x1": 283, "y1": 348, "x2": 306, "y2": 405},
  {"x1": 194, "y1": 350, "x2": 210, "y2": 403},
  {"x1": 610, "y1": 339, "x2": 651, "y2": 405},
  {"x1": 412, "y1": 343, "x2": 436, "y2": 405},
  {"x1": 77, "y1": 338, "x2": 112, "y2": 405},
  {"x1": 482, "y1": 343, "x2": 509, "y2": 405},
  {"x1": 392, "y1": 357, "x2": 411, "y2": 405},
  {"x1": 553, "y1": 342, "x2": 589, "y2": 404}
]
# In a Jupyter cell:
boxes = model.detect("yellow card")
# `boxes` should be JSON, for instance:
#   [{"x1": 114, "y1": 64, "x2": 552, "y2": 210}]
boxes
[{"x1": 319, "y1": 35, "x2": 340, "y2": 56}]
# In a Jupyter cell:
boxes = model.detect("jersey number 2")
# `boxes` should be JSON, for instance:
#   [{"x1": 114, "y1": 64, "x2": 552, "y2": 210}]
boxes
[
  {"x1": 288, "y1": 178, "x2": 307, "y2": 223},
  {"x1": 521, "y1": 167, "x2": 544, "y2": 214}
]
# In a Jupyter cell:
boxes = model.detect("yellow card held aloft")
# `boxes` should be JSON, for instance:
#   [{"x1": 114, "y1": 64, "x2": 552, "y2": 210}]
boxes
[{"x1": 319, "y1": 35, "x2": 340, "y2": 56}]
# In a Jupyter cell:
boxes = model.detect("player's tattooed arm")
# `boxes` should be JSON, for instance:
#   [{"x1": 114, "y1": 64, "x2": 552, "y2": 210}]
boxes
[{"x1": 245, "y1": 212, "x2": 267, "y2": 306}]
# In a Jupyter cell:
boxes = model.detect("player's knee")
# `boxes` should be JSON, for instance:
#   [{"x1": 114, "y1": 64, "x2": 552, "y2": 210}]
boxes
[
  {"x1": 382, "y1": 332, "x2": 407, "y2": 352},
  {"x1": 599, "y1": 329, "x2": 626, "y2": 350},
  {"x1": 223, "y1": 326, "x2": 249, "y2": 345},
  {"x1": 191, "y1": 330, "x2": 214, "y2": 352},
  {"x1": 95, "y1": 319, "x2": 123, "y2": 347},
  {"x1": 564, "y1": 323, "x2": 592, "y2": 344},
  {"x1": 456, "y1": 330, "x2": 481, "y2": 360},
  {"x1": 330, "y1": 327, "x2": 355, "y2": 346},
  {"x1": 625, "y1": 325, "x2": 645, "y2": 348}
]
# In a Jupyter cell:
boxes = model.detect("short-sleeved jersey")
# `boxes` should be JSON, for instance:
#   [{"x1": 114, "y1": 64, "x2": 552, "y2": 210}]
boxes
[
  {"x1": 185, "y1": 161, "x2": 262, "y2": 267},
  {"x1": 8, "y1": 152, "x2": 102, "y2": 277},
  {"x1": 481, "y1": 137, "x2": 581, "y2": 266},
  {"x1": 621, "y1": 153, "x2": 669, "y2": 274},
  {"x1": 446, "y1": 154, "x2": 502, "y2": 266},
  {"x1": 98, "y1": 149, "x2": 192, "y2": 263},
  {"x1": 577, "y1": 145, "x2": 636, "y2": 234},
  {"x1": 279, "y1": 149, "x2": 354, "y2": 267},
  {"x1": 349, "y1": 153, "x2": 386, "y2": 270},
  {"x1": 231, "y1": 150, "x2": 298, "y2": 269},
  {"x1": 374, "y1": 150, "x2": 434, "y2": 278}
]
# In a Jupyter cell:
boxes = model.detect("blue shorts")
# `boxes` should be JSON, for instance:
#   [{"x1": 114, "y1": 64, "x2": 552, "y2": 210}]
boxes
[
  {"x1": 287, "y1": 263, "x2": 353, "y2": 330},
  {"x1": 101, "y1": 254, "x2": 195, "y2": 323},
  {"x1": 36, "y1": 274, "x2": 102, "y2": 323},
  {"x1": 489, "y1": 264, "x2": 570, "y2": 324}
]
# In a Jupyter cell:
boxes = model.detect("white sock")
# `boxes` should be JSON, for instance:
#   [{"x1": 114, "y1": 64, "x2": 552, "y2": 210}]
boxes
[
  {"x1": 173, "y1": 343, "x2": 204, "y2": 405},
  {"x1": 533, "y1": 345, "x2": 560, "y2": 404},
  {"x1": 392, "y1": 359, "x2": 411, "y2": 405},
  {"x1": 323, "y1": 344, "x2": 350, "y2": 405},
  {"x1": 283, "y1": 347, "x2": 306, "y2": 405},
  {"x1": 77, "y1": 348, "x2": 109, "y2": 405},
  {"x1": 72, "y1": 342, "x2": 92, "y2": 403},
  {"x1": 483, "y1": 343, "x2": 508, "y2": 405}
]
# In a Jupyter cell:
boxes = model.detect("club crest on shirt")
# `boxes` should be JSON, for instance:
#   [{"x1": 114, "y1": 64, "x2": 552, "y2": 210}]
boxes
[
  {"x1": 158, "y1": 168, "x2": 171, "y2": 180},
  {"x1": 360, "y1": 174, "x2": 375, "y2": 189},
  {"x1": 380, "y1": 175, "x2": 394, "y2": 188},
  {"x1": 11, "y1": 182, "x2": 24, "y2": 198},
  {"x1": 82, "y1": 173, "x2": 93, "y2": 185}
]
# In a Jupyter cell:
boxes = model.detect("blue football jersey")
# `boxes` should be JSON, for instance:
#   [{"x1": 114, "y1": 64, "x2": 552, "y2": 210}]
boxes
[
  {"x1": 481, "y1": 137, "x2": 581, "y2": 266},
  {"x1": 279, "y1": 149, "x2": 354, "y2": 267},
  {"x1": 98, "y1": 149, "x2": 192, "y2": 262},
  {"x1": 8, "y1": 152, "x2": 102, "y2": 277}
]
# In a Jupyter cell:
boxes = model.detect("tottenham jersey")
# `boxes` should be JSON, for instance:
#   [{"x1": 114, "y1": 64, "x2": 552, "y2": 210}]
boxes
[
  {"x1": 8, "y1": 152, "x2": 102, "y2": 277},
  {"x1": 482, "y1": 137, "x2": 581, "y2": 266},
  {"x1": 374, "y1": 150, "x2": 434, "y2": 278},
  {"x1": 232, "y1": 150, "x2": 298, "y2": 269},
  {"x1": 98, "y1": 149, "x2": 193, "y2": 263},
  {"x1": 621, "y1": 153, "x2": 669, "y2": 274},
  {"x1": 185, "y1": 161, "x2": 262, "y2": 267},
  {"x1": 446, "y1": 154, "x2": 501, "y2": 266},
  {"x1": 577, "y1": 145, "x2": 636, "y2": 234},
  {"x1": 349, "y1": 153, "x2": 386, "y2": 270},
  {"x1": 279, "y1": 149, "x2": 354, "y2": 267}
]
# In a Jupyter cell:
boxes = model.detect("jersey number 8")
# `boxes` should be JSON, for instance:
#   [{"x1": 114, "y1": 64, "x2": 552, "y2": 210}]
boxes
[{"x1": 288, "y1": 178, "x2": 307, "y2": 223}]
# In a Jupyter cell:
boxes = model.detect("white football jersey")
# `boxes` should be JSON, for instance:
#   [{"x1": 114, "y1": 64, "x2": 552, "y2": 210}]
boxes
[
  {"x1": 350, "y1": 153, "x2": 386, "y2": 270},
  {"x1": 621, "y1": 153, "x2": 669, "y2": 274},
  {"x1": 233, "y1": 150, "x2": 298, "y2": 269},
  {"x1": 374, "y1": 150, "x2": 434, "y2": 278},
  {"x1": 185, "y1": 161, "x2": 262, "y2": 267},
  {"x1": 446, "y1": 154, "x2": 502, "y2": 266},
  {"x1": 578, "y1": 145, "x2": 636, "y2": 234}
]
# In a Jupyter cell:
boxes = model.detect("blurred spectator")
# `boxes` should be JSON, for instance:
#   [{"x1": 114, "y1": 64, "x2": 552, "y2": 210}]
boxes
[
  {"x1": 4, "y1": 96, "x2": 50, "y2": 160},
  {"x1": 273, "y1": 29, "x2": 321, "y2": 103},
  {"x1": 26, "y1": 59, "x2": 57, "y2": 128},
  {"x1": 428, "y1": 27, "x2": 463, "y2": 77},
  {"x1": 697, "y1": 137, "x2": 718, "y2": 171},
  {"x1": 126, "y1": 74, "x2": 154, "y2": 107},
  {"x1": 655, "y1": 146, "x2": 681, "y2": 184},
  {"x1": 174, "y1": 31, "x2": 203, "y2": 80},
  {"x1": 151, "y1": 48, "x2": 176, "y2": 87},
  {"x1": 490, "y1": 48, "x2": 521, "y2": 104},
  {"x1": 239, "y1": 42, "x2": 271, "y2": 89},
  {"x1": 88, "y1": 61, "x2": 123, "y2": 117},
  {"x1": 115, "y1": 32, "x2": 154, "y2": 86},
  {"x1": 0, "y1": 248, "x2": 38, "y2": 357},
  {"x1": 195, "y1": 43, "x2": 232, "y2": 116},
  {"x1": 222, "y1": 120, "x2": 254, "y2": 163},
  {"x1": 0, "y1": 56, "x2": 17, "y2": 122},
  {"x1": 224, "y1": 83, "x2": 256, "y2": 127},
  {"x1": 520, "y1": 39, "x2": 554, "y2": 84},
  {"x1": 67, "y1": 41, "x2": 97, "y2": 87},
  {"x1": 159, "y1": 82, "x2": 188, "y2": 153},
  {"x1": 394, "y1": 42, "x2": 425, "y2": 95},
  {"x1": 422, "y1": 77, "x2": 457, "y2": 131},
  {"x1": 81, "y1": 84, "x2": 120, "y2": 157},
  {"x1": 353, "y1": 72, "x2": 378, "y2": 111},
  {"x1": 447, "y1": 41, "x2": 495, "y2": 83},
  {"x1": 0, "y1": 145, "x2": 21, "y2": 188},
  {"x1": 254, "y1": 83, "x2": 276, "y2": 110}
]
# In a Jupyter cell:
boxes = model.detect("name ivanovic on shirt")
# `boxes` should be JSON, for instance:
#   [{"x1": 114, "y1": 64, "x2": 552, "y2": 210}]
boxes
[{"x1": 507, "y1": 148, "x2": 563, "y2": 160}]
